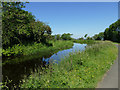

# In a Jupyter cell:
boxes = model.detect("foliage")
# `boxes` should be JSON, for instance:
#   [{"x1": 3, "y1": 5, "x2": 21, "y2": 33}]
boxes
[
  {"x1": 31, "y1": 21, "x2": 52, "y2": 44},
  {"x1": 78, "y1": 37, "x2": 84, "y2": 40},
  {"x1": 55, "y1": 34, "x2": 61, "y2": 40},
  {"x1": 61, "y1": 33, "x2": 73, "y2": 40},
  {"x1": 84, "y1": 34, "x2": 88, "y2": 38},
  {"x1": 104, "y1": 19, "x2": 120, "y2": 42},
  {"x1": 2, "y1": 40, "x2": 73, "y2": 58},
  {"x1": 21, "y1": 41, "x2": 118, "y2": 88},
  {"x1": 2, "y1": 2, "x2": 52, "y2": 49},
  {"x1": 92, "y1": 32, "x2": 104, "y2": 40},
  {"x1": 86, "y1": 36, "x2": 93, "y2": 40},
  {"x1": 2, "y1": 2, "x2": 33, "y2": 48}
]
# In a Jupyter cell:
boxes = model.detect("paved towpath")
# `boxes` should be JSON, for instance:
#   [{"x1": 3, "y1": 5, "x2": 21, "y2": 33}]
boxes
[{"x1": 97, "y1": 44, "x2": 119, "y2": 88}]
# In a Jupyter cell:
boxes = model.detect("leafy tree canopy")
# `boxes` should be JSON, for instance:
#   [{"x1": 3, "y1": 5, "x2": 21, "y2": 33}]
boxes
[
  {"x1": 2, "y1": 2, "x2": 52, "y2": 48},
  {"x1": 104, "y1": 19, "x2": 120, "y2": 42},
  {"x1": 61, "y1": 33, "x2": 73, "y2": 40}
]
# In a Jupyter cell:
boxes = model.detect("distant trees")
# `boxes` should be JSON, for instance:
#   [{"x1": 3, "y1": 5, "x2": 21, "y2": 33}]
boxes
[
  {"x1": 61, "y1": 33, "x2": 73, "y2": 40},
  {"x1": 92, "y1": 32, "x2": 104, "y2": 40},
  {"x1": 84, "y1": 34, "x2": 93, "y2": 40},
  {"x1": 2, "y1": 2, "x2": 52, "y2": 48},
  {"x1": 50, "y1": 33, "x2": 74, "y2": 40},
  {"x1": 92, "y1": 19, "x2": 120, "y2": 43},
  {"x1": 78, "y1": 35, "x2": 93, "y2": 40},
  {"x1": 86, "y1": 36, "x2": 93, "y2": 40},
  {"x1": 79, "y1": 19, "x2": 120, "y2": 42},
  {"x1": 81, "y1": 20, "x2": 120, "y2": 42},
  {"x1": 55, "y1": 34, "x2": 61, "y2": 40},
  {"x1": 78, "y1": 37, "x2": 84, "y2": 40}
]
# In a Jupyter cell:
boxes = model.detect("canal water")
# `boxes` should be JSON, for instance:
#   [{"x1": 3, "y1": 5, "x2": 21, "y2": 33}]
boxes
[
  {"x1": 2, "y1": 43, "x2": 87, "y2": 88},
  {"x1": 43, "y1": 43, "x2": 87, "y2": 64}
]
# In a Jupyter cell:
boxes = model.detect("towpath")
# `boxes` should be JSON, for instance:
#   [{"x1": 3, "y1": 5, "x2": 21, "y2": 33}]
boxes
[{"x1": 97, "y1": 44, "x2": 119, "y2": 88}]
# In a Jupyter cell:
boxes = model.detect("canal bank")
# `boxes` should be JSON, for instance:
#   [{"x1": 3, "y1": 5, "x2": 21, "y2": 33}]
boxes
[
  {"x1": 21, "y1": 41, "x2": 118, "y2": 88},
  {"x1": 2, "y1": 43, "x2": 86, "y2": 88}
]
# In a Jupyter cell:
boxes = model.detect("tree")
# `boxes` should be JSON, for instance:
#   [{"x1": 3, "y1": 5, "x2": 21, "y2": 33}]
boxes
[
  {"x1": 93, "y1": 32, "x2": 104, "y2": 40},
  {"x1": 86, "y1": 36, "x2": 93, "y2": 40},
  {"x1": 2, "y1": 2, "x2": 32, "y2": 48},
  {"x1": 78, "y1": 37, "x2": 84, "y2": 40},
  {"x1": 104, "y1": 28, "x2": 109, "y2": 40},
  {"x1": 31, "y1": 21, "x2": 52, "y2": 43},
  {"x1": 2, "y1": 2, "x2": 52, "y2": 48},
  {"x1": 84, "y1": 34, "x2": 88, "y2": 38},
  {"x1": 55, "y1": 34, "x2": 61, "y2": 40},
  {"x1": 104, "y1": 20, "x2": 120, "y2": 42},
  {"x1": 61, "y1": 33, "x2": 73, "y2": 40}
]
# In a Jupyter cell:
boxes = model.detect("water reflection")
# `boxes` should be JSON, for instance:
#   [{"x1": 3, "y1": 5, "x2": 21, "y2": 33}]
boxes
[
  {"x1": 2, "y1": 43, "x2": 87, "y2": 88},
  {"x1": 43, "y1": 43, "x2": 87, "y2": 64},
  {"x1": 3, "y1": 57, "x2": 46, "y2": 88}
]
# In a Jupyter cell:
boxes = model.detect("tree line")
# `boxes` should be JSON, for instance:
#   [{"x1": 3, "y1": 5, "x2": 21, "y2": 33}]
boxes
[{"x1": 81, "y1": 20, "x2": 120, "y2": 42}]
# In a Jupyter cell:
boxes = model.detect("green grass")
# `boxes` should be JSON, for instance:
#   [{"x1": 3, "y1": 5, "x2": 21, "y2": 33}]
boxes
[
  {"x1": 2, "y1": 40, "x2": 73, "y2": 57},
  {"x1": 112, "y1": 42, "x2": 120, "y2": 45},
  {"x1": 2, "y1": 40, "x2": 74, "y2": 64},
  {"x1": 21, "y1": 41, "x2": 118, "y2": 88},
  {"x1": 72, "y1": 40, "x2": 95, "y2": 44},
  {"x1": 103, "y1": 40, "x2": 120, "y2": 45}
]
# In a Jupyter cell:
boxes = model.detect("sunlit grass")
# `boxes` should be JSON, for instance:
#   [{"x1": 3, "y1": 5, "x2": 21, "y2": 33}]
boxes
[
  {"x1": 21, "y1": 41, "x2": 118, "y2": 88},
  {"x1": 103, "y1": 40, "x2": 120, "y2": 45},
  {"x1": 112, "y1": 42, "x2": 120, "y2": 45}
]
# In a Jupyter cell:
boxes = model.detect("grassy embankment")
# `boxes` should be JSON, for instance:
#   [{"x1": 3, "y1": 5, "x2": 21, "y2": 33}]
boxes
[
  {"x1": 1, "y1": 40, "x2": 99, "y2": 57},
  {"x1": 2, "y1": 40, "x2": 95, "y2": 65},
  {"x1": 21, "y1": 41, "x2": 118, "y2": 88},
  {"x1": 2, "y1": 40, "x2": 73, "y2": 57},
  {"x1": 73, "y1": 40, "x2": 95, "y2": 44},
  {"x1": 112, "y1": 42, "x2": 120, "y2": 45},
  {"x1": 2, "y1": 40, "x2": 74, "y2": 65}
]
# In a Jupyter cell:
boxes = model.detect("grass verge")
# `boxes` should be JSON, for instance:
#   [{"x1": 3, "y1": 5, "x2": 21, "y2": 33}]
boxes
[{"x1": 21, "y1": 41, "x2": 118, "y2": 88}]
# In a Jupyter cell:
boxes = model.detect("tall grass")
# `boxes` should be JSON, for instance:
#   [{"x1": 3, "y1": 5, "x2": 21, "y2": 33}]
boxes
[{"x1": 21, "y1": 41, "x2": 118, "y2": 88}]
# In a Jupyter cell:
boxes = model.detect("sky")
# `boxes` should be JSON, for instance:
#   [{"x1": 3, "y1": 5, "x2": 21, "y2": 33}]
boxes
[{"x1": 23, "y1": 2, "x2": 118, "y2": 39}]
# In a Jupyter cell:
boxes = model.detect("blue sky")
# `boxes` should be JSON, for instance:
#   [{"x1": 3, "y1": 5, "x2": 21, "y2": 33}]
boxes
[{"x1": 23, "y1": 2, "x2": 118, "y2": 39}]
